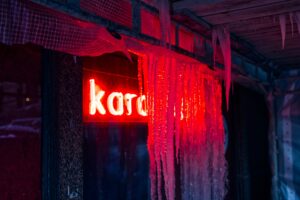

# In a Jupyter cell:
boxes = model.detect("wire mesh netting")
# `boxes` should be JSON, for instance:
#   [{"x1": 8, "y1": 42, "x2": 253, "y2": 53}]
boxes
[
  {"x1": 80, "y1": 0, "x2": 133, "y2": 28},
  {"x1": 0, "y1": 0, "x2": 128, "y2": 57}
]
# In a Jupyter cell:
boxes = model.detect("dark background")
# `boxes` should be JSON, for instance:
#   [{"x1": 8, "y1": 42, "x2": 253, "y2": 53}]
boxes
[
  {"x1": 225, "y1": 84, "x2": 271, "y2": 200},
  {"x1": 83, "y1": 124, "x2": 149, "y2": 200},
  {"x1": 0, "y1": 43, "x2": 41, "y2": 200}
]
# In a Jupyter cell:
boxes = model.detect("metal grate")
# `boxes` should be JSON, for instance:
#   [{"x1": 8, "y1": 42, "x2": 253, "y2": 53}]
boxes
[{"x1": 80, "y1": 0, "x2": 133, "y2": 28}]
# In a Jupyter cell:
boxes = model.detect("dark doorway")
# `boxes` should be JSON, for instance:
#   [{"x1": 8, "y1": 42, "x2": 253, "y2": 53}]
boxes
[{"x1": 225, "y1": 84, "x2": 271, "y2": 200}]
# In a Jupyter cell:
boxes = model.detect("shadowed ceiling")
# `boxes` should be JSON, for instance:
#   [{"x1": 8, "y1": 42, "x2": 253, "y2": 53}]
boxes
[{"x1": 173, "y1": 0, "x2": 300, "y2": 72}]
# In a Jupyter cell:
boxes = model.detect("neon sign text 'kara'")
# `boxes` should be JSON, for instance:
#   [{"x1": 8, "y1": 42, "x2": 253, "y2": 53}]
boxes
[{"x1": 89, "y1": 79, "x2": 147, "y2": 117}]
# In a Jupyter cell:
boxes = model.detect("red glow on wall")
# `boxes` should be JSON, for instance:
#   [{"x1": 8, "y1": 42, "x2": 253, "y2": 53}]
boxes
[{"x1": 83, "y1": 78, "x2": 148, "y2": 123}]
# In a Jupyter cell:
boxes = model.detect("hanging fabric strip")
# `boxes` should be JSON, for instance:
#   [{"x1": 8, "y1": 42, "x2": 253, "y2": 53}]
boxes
[
  {"x1": 140, "y1": 53, "x2": 226, "y2": 200},
  {"x1": 279, "y1": 14, "x2": 286, "y2": 49},
  {"x1": 290, "y1": 13, "x2": 294, "y2": 37},
  {"x1": 212, "y1": 26, "x2": 232, "y2": 110}
]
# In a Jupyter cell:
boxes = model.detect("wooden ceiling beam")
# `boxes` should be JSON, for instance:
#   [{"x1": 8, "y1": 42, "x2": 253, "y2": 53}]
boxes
[
  {"x1": 174, "y1": 0, "x2": 226, "y2": 11},
  {"x1": 278, "y1": 65, "x2": 300, "y2": 71},
  {"x1": 174, "y1": 0, "x2": 291, "y2": 16},
  {"x1": 272, "y1": 56, "x2": 300, "y2": 61},
  {"x1": 204, "y1": 2, "x2": 300, "y2": 25}
]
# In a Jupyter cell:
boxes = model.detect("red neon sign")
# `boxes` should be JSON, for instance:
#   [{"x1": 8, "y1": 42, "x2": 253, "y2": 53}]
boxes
[{"x1": 83, "y1": 79, "x2": 147, "y2": 123}]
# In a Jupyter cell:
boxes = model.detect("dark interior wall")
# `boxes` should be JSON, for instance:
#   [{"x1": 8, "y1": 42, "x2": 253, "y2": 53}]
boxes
[
  {"x1": 0, "y1": 44, "x2": 41, "y2": 200},
  {"x1": 0, "y1": 43, "x2": 84, "y2": 200},
  {"x1": 83, "y1": 124, "x2": 149, "y2": 200},
  {"x1": 225, "y1": 84, "x2": 271, "y2": 200}
]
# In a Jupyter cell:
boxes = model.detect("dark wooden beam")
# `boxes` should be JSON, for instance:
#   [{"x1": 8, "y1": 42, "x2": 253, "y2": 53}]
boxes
[
  {"x1": 174, "y1": 0, "x2": 226, "y2": 10},
  {"x1": 271, "y1": 56, "x2": 300, "y2": 61},
  {"x1": 196, "y1": 0, "x2": 300, "y2": 25},
  {"x1": 42, "y1": 49, "x2": 59, "y2": 200},
  {"x1": 277, "y1": 64, "x2": 300, "y2": 71},
  {"x1": 174, "y1": 0, "x2": 290, "y2": 16}
]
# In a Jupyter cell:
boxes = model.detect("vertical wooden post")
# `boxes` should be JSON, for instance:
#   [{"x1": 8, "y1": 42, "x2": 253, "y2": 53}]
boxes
[
  {"x1": 42, "y1": 49, "x2": 59, "y2": 200},
  {"x1": 132, "y1": 0, "x2": 141, "y2": 35}
]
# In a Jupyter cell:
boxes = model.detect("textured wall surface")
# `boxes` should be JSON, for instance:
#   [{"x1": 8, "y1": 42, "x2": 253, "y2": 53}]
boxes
[
  {"x1": 57, "y1": 54, "x2": 83, "y2": 200},
  {"x1": 42, "y1": 50, "x2": 83, "y2": 200},
  {"x1": 271, "y1": 70, "x2": 300, "y2": 200}
]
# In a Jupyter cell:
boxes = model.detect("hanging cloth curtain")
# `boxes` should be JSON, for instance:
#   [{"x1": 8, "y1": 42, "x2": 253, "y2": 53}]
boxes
[{"x1": 139, "y1": 52, "x2": 227, "y2": 200}]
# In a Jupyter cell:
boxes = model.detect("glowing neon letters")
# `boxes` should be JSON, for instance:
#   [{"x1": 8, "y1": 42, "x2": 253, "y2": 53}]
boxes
[{"x1": 89, "y1": 79, "x2": 147, "y2": 117}]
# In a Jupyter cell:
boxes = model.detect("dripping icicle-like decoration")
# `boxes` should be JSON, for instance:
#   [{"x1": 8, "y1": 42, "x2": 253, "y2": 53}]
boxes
[
  {"x1": 139, "y1": 54, "x2": 226, "y2": 200},
  {"x1": 212, "y1": 26, "x2": 232, "y2": 110},
  {"x1": 278, "y1": 12, "x2": 300, "y2": 49}
]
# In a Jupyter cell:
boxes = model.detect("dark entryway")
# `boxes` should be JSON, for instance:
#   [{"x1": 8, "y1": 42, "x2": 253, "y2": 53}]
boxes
[{"x1": 225, "y1": 84, "x2": 271, "y2": 200}]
